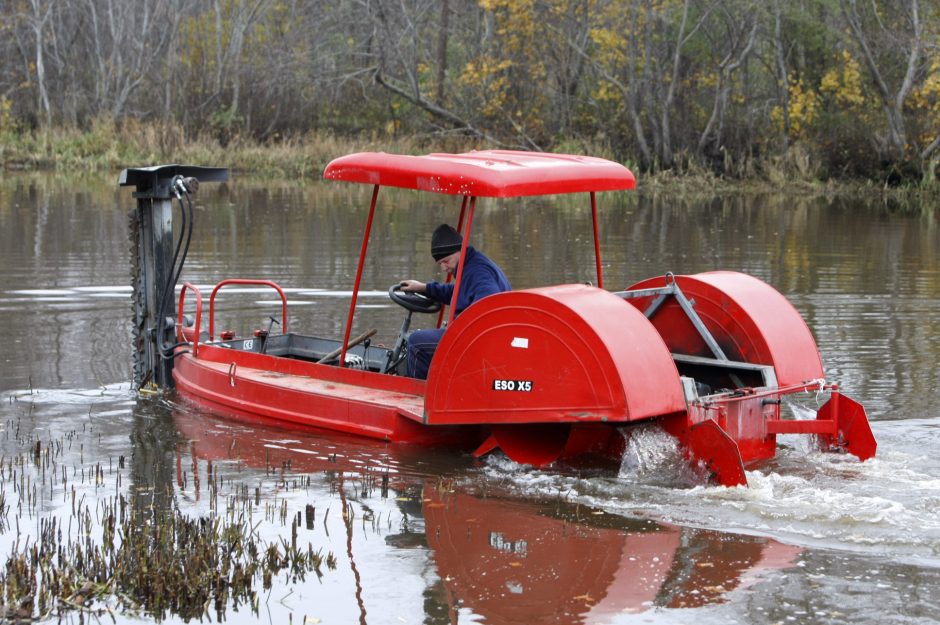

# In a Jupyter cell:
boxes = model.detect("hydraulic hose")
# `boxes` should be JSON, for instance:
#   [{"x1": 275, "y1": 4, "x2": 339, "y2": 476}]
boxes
[{"x1": 157, "y1": 176, "x2": 198, "y2": 359}]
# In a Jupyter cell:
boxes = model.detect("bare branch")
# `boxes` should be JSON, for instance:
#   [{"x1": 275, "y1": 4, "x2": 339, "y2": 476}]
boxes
[{"x1": 373, "y1": 68, "x2": 501, "y2": 145}]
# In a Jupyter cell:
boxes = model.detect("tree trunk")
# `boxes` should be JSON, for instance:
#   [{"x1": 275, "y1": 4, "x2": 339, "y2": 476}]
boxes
[
  {"x1": 840, "y1": 0, "x2": 923, "y2": 161},
  {"x1": 435, "y1": 0, "x2": 449, "y2": 105},
  {"x1": 772, "y1": 0, "x2": 790, "y2": 147},
  {"x1": 28, "y1": 0, "x2": 52, "y2": 127}
]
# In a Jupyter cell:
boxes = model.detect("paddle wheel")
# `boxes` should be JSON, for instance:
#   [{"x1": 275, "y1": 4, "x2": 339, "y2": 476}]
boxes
[{"x1": 420, "y1": 276, "x2": 875, "y2": 485}]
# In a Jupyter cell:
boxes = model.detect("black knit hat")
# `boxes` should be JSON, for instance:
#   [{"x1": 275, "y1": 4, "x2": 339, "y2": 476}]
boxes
[{"x1": 431, "y1": 224, "x2": 463, "y2": 261}]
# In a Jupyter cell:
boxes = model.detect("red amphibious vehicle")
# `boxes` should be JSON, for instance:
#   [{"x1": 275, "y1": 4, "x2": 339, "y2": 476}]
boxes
[{"x1": 121, "y1": 151, "x2": 876, "y2": 486}]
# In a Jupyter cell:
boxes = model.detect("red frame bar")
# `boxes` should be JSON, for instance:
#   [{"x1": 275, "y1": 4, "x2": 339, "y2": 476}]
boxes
[
  {"x1": 590, "y1": 191, "x2": 603, "y2": 289},
  {"x1": 700, "y1": 379, "x2": 830, "y2": 404},
  {"x1": 447, "y1": 197, "x2": 476, "y2": 328},
  {"x1": 178, "y1": 282, "x2": 204, "y2": 357},
  {"x1": 208, "y1": 279, "x2": 289, "y2": 340},
  {"x1": 766, "y1": 419, "x2": 838, "y2": 435},
  {"x1": 436, "y1": 196, "x2": 469, "y2": 329},
  {"x1": 340, "y1": 184, "x2": 379, "y2": 367}
]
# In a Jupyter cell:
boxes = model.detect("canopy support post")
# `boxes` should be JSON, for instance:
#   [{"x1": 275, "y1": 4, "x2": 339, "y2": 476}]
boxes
[
  {"x1": 436, "y1": 196, "x2": 469, "y2": 329},
  {"x1": 340, "y1": 184, "x2": 379, "y2": 367},
  {"x1": 447, "y1": 196, "x2": 476, "y2": 328},
  {"x1": 590, "y1": 191, "x2": 603, "y2": 289}
]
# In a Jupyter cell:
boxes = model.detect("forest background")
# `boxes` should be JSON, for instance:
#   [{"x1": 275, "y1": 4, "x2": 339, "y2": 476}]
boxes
[{"x1": 2, "y1": 0, "x2": 939, "y2": 190}]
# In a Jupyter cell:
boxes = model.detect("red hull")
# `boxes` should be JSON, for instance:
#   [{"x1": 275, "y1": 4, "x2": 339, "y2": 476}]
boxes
[{"x1": 172, "y1": 343, "x2": 482, "y2": 448}]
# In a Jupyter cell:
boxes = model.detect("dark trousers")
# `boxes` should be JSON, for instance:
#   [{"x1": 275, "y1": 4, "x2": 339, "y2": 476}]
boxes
[{"x1": 406, "y1": 327, "x2": 445, "y2": 379}]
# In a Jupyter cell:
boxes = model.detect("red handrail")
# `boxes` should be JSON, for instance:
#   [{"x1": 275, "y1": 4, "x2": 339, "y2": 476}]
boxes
[
  {"x1": 208, "y1": 279, "x2": 289, "y2": 340},
  {"x1": 177, "y1": 282, "x2": 204, "y2": 358}
]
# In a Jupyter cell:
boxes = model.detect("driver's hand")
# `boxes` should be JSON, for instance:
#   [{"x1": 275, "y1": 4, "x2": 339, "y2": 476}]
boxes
[{"x1": 400, "y1": 280, "x2": 427, "y2": 294}]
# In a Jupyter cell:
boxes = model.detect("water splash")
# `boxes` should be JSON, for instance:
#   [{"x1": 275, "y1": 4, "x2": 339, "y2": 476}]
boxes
[
  {"x1": 483, "y1": 419, "x2": 940, "y2": 565},
  {"x1": 617, "y1": 424, "x2": 691, "y2": 485}
]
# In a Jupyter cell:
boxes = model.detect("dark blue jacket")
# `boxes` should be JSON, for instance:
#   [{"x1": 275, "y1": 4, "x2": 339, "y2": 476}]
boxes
[{"x1": 425, "y1": 246, "x2": 510, "y2": 317}]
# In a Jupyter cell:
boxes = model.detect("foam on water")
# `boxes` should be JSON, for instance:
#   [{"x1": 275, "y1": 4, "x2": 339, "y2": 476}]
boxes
[
  {"x1": 5, "y1": 382, "x2": 133, "y2": 404},
  {"x1": 484, "y1": 418, "x2": 940, "y2": 566}
]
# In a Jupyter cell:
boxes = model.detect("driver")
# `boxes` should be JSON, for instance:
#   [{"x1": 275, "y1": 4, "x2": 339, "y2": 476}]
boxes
[{"x1": 399, "y1": 223, "x2": 511, "y2": 379}]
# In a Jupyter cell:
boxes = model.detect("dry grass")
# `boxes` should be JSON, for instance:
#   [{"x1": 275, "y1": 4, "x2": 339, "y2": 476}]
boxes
[
  {"x1": 0, "y1": 118, "x2": 482, "y2": 178},
  {"x1": 1, "y1": 119, "x2": 937, "y2": 207}
]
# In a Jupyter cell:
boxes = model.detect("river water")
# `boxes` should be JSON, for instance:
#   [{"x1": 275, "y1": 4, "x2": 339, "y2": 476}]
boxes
[{"x1": 1, "y1": 171, "x2": 938, "y2": 624}]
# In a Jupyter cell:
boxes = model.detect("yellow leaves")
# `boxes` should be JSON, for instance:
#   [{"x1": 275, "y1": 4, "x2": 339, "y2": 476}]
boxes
[
  {"x1": 696, "y1": 72, "x2": 718, "y2": 90},
  {"x1": 590, "y1": 27, "x2": 624, "y2": 51},
  {"x1": 771, "y1": 76, "x2": 820, "y2": 139},
  {"x1": 460, "y1": 58, "x2": 513, "y2": 88},
  {"x1": 590, "y1": 27, "x2": 627, "y2": 67},
  {"x1": 910, "y1": 57, "x2": 940, "y2": 114},
  {"x1": 460, "y1": 57, "x2": 513, "y2": 117},
  {"x1": 910, "y1": 56, "x2": 940, "y2": 148},
  {"x1": 819, "y1": 50, "x2": 865, "y2": 109},
  {"x1": 773, "y1": 49, "x2": 871, "y2": 140},
  {"x1": 416, "y1": 62, "x2": 434, "y2": 88},
  {"x1": 591, "y1": 81, "x2": 621, "y2": 104},
  {"x1": 482, "y1": 0, "x2": 537, "y2": 53},
  {"x1": 786, "y1": 80, "x2": 819, "y2": 135},
  {"x1": 819, "y1": 70, "x2": 838, "y2": 94},
  {"x1": 0, "y1": 96, "x2": 15, "y2": 134}
]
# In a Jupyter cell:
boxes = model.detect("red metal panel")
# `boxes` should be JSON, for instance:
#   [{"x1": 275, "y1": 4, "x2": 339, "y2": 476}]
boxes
[
  {"x1": 481, "y1": 422, "x2": 620, "y2": 467},
  {"x1": 424, "y1": 285, "x2": 687, "y2": 425},
  {"x1": 170, "y1": 345, "x2": 480, "y2": 445},
  {"x1": 816, "y1": 392, "x2": 877, "y2": 460},
  {"x1": 686, "y1": 420, "x2": 748, "y2": 487},
  {"x1": 625, "y1": 272, "x2": 824, "y2": 385},
  {"x1": 322, "y1": 150, "x2": 636, "y2": 197},
  {"x1": 717, "y1": 395, "x2": 779, "y2": 463}
]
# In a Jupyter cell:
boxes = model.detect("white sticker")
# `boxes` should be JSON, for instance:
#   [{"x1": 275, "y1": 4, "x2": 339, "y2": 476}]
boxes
[
  {"x1": 511, "y1": 337, "x2": 529, "y2": 349},
  {"x1": 493, "y1": 379, "x2": 533, "y2": 392}
]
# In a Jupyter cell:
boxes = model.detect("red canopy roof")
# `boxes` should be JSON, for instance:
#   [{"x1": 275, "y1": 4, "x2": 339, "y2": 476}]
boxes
[{"x1": 322, "y1": 150, "x2": 636, "y2": 198}]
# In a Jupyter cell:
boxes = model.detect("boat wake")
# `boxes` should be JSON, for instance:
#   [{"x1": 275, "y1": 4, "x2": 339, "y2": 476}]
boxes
[{"x1": 483, "y1": 418, "x2": 940, "y2": 566}]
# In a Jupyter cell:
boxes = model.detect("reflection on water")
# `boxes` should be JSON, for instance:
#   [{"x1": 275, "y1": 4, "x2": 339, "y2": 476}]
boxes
[
  {"x1": 5, "y1": 389, "x2": 937, "y2": 624},
  {"x1": 422, "y1": 489, "x2": 801, "y2": 622},
  {"x1": 174, "y1": 405, "x2": 803, "y2": 624},
  {"x1": 0, "y1": 172, "x2": 939, "y2": 623}
]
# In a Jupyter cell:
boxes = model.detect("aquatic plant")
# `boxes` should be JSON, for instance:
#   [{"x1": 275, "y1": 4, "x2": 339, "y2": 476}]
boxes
[{"x1": 0, "y1": 441, "x2": 335, "y2": 622}]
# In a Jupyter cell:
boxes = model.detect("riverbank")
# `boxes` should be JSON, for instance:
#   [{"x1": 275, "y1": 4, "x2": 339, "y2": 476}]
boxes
[{"x1": 1, "y1": 119, "x2": 936, "y2": 206}]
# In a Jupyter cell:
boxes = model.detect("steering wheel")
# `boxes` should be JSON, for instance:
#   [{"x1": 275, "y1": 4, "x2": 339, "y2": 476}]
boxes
[{"x1": 389, "y1": 283, "x2": 442, "y2": 314}]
